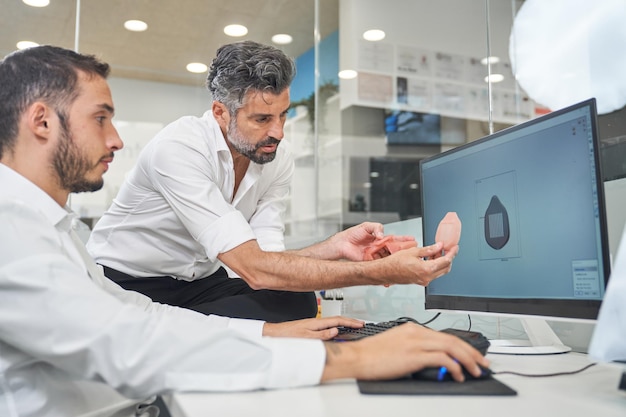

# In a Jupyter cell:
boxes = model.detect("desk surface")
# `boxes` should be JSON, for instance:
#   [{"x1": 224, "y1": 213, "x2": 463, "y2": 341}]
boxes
[{"x1": 165, "y1": 352, "x2": 626, "y2": 417}]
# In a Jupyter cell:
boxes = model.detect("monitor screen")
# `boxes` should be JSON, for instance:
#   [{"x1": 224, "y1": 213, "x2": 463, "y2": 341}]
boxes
[{"x1": 419, "y1": 98, "x2": 610, "y2": 352}]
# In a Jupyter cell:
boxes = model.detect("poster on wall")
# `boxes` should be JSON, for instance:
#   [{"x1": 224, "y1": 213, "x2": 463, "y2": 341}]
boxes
[
  {"x1": 433, "y1": 82, "x2": 465, "y2": 115},
  {"x1": 465, "y1": 86, "x2": 491, "y2": 120},
  {"x1": 352, "y1": 40, "x2": 531, "y2": 124},
  {"x1": 433, "y1": 52, "x2": 465, "y2": 81},
  {"x1": 358, "y1": 72, "x2": 394, "y2": 103},
  {"x1": 397, "y1": 45, "x2": 433, "y2": 77},
  {"x1": 464, "y1": 57, "x2": 487, "y2": 85},
  {"x1": 358, "y1": 41, "x2": 395, "y2": 73}
]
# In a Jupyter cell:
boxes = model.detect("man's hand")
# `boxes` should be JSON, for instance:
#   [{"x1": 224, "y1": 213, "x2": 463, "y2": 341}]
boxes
[
  {"x1": 263, "y1": 316, "x2": 364, "y2": 340},
  {"x1": 321, "y1": 323, "x2": 489, "y2": 382},
  {"x1": 333, "y1": 222, "x2": 417, "y2": 261},
  {"x1": 378, "y1": 242, "x2": 459, "y2": 286}
]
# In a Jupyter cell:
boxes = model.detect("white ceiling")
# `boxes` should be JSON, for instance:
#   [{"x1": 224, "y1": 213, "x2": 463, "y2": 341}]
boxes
[{"x1": 2, "y1": 0, "x2": 339, "y2": 86}]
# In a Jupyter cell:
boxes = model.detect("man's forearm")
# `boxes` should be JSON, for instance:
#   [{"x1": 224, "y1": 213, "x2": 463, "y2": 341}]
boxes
[
  {"x1": 219, "y1": 240, "x2": 452, "y2": 292},
  {"x1": 288, "y1": 233, "x2": 343, "y2": 261},
  {"x1": 220, "y1": 240, "x2": 384, "y2": 291}
]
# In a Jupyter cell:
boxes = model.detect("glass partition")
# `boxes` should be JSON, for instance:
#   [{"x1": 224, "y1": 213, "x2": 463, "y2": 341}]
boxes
[{"x1": 4, "y1": 1, "x2": 625, "y2": 301}]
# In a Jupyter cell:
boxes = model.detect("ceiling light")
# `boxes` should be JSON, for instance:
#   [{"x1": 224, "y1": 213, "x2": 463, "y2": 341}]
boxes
[
  {"x1": 22, "y1": 0, "x2": 49, "y2": 7},
  {"x1": 484, "y1": 74, "x2": 505, "y2": 83},
  {"x1": 16, "y1": 40, "x2": 39, "y2": 50},
  {"x1": 186, "y1": 63, "x2": 208, "y2": 74},
  {"x1": 338, "y1": 69, "x2": 358, "y2": 79},
  {"x1": 272, "y1": 34, "x2": 293, "y2": 45},
  {"x1": 124, "y1": 20, "x2": 148, "y2": 32},
  {"x1": 362, "y1": 29, "x2": 385, "y2": 42},
  {"x1": 481, "y1": 56, "x2": 500, "y2": 65},
  {"x1": 369, "y1": 172, "x2": 380, "y2": 178},
  {"x1": 224, "y1": 24, "x2": 248, "y2": 37}
]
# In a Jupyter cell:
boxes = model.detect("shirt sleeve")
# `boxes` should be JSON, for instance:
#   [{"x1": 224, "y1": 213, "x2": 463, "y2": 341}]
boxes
[{"x1": 0, "y1": 201, "x2": 325, "y2": 399}]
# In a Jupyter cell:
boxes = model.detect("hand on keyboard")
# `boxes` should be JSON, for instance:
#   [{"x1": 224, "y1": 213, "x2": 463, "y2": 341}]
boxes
[
  {"x1": 333, "y1": 317, "x2": 418, "y2": 341},
  {"x1": 333, "y1": 317, "x2": 491, "y2": 355},
  {"x1": 321, "y1": 322, "x2": 490, "y2": 383}
]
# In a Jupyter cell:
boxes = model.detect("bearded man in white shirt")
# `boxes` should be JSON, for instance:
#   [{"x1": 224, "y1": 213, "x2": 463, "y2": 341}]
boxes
[
  {"x1": 86, "y1": 40, "x2": 458, "y2": 322},
  {"x1": 0, "y1": 45, "x2": 487, "y2": 417}
]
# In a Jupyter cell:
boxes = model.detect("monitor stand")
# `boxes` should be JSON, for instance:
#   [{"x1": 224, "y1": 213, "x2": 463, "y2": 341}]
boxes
[{"x1": 487, "y1": 317, "x2": 571, "y2": 355}]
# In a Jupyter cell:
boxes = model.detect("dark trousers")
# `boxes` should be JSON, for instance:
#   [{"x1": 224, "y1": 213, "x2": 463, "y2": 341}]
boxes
[{"x1": 102, "y1": 266, "x2": 318, "y2": 323}]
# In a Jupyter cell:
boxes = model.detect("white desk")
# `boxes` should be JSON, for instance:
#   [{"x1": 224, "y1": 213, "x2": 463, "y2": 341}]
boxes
[{"x1": 164, "y1": 353, "x2": 626, "y2": 417}]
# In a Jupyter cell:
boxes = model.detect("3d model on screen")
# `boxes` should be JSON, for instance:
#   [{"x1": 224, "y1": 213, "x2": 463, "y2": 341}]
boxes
[
  {"x1": 484, "y1": 195, "x2": 510, "y2": 250},
  {"x1": 435, "y1": 211, "x2": 462, "y2": 253}
]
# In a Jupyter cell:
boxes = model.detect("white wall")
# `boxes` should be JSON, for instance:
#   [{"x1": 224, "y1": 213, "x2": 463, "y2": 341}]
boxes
[{"x1": 108, "y1": 77, "x2": 212, "y2": 123}]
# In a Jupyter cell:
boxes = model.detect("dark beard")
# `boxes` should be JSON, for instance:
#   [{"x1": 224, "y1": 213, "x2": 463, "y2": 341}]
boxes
[
  {"x1": 231, "y1": 137, "x2": 280, "y2": 164},
  {"x1": 53, "y1": 113, "x2": 105, "y2": 193},
  {"x1": 227, "y1": 118, "x2": 280, "y2": 164}
]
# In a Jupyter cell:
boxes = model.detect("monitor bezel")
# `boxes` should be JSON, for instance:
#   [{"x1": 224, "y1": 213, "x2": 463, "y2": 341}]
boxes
[{"x1": 420, "y1": 98, "x2": 611, "y2": 321}]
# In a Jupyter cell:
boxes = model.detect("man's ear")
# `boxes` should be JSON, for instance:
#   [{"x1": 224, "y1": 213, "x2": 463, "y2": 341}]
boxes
[
  {"x1": 212, "y1": 101, "x2": 230, "y2": 128},
  {"x1": 27, "y1": 102, "x2": 54, "y2": 140}
]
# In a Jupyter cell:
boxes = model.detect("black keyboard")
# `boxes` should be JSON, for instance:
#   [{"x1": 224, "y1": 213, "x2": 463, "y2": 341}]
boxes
[
  {"x1": 334, "y1": 318, "x2": 490, "y2": 355},
  {"x1": 335, "y1": 320, "x2": 404, "y2": 341}
]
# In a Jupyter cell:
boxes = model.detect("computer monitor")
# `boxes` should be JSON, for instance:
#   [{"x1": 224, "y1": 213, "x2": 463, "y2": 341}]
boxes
[{"x1": 419, "y1": 98, "x2": 610, "y2": 354}]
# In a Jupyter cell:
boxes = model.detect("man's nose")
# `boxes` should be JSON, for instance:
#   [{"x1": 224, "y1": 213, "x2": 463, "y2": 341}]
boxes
[
  {"x1": 108, "y1": 124, "x2": 124, "y2": 151},
  {"x1": 268, "y1": 118, "x2": 285, "y2": 140}
]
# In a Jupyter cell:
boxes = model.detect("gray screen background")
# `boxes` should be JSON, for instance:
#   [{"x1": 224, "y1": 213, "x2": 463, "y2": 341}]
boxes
[{"x1": 422, "y1": 106, "x2": 606, "y2": 300}]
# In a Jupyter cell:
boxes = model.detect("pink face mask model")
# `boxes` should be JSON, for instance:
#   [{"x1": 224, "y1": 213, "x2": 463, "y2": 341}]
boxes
[{"x1": 435, "y1": 212, "x2": 462, "y2": 253}]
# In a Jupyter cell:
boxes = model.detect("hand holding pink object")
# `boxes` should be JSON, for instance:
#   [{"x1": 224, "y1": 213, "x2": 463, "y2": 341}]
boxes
[
  {"x1": 363, "y1": 236, "x2": 419, "y2": 287},
  {"x1": 363, "y1": 236, "x2": 418, "y2": 261},
  {"x1": 435, "y1": 212, "x2": 462, "y2": 253}
]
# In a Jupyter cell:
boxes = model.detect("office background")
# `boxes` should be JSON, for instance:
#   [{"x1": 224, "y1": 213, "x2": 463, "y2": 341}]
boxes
[{"x1": 3, "y1": 0, "x2": 626, "y2": 351}]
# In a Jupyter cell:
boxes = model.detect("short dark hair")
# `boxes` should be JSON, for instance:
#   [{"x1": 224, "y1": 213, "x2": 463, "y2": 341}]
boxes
[
  {"x1": 0, "y1": 45, "x2": 110, "y2": 159},
  {"x1": 206, "y1": 41, "x2": 296, "y2": 114}
]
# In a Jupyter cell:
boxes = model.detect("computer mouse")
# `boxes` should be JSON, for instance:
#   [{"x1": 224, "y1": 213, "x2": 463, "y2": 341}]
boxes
[{"x1": 410, "y1": 364, "x2": 492, "y2": 382}]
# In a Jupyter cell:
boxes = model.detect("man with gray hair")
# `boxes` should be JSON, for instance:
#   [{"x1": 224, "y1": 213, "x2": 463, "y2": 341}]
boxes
[
  {"x1": 87, "y1": 41, "x2": 457, "y2": 322},
  {"x1": 0, "y1": 44, "x2": 486, "y2": 417}
]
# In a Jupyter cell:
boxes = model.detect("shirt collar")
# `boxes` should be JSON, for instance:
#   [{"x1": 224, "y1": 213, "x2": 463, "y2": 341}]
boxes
[
  {"x1": 203, "y1": 110, "x2": 266, "y2": 176},
  {"x1": 0, "y1": 163, "x2": 75, "y2": 231},
  {"x1": 203, "y1": 110, "x2": 230, "y2": 154}
]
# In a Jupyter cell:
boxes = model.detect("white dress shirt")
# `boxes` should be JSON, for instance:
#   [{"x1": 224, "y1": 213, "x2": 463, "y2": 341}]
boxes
[
  {"x1": 0, "y1": 164, "x2": 324, "y2": 417},
  {"x1": 86, "y1": 111, "x2": 294, "y2": 280}
]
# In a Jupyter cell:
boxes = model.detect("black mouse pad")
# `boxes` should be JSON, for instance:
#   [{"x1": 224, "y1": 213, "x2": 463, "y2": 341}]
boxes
[{"x1": 357, "y1": 377, "x2": 517, "y2": 396}]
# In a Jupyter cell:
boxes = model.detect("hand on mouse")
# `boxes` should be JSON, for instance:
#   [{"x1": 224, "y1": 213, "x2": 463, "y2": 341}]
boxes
[{"x1": 320, "y1": 323, "x2": 489, "y2": 383}]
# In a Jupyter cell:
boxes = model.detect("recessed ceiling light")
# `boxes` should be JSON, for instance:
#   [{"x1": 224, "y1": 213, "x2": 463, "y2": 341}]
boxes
[
  {"x1": 16, "y1": 40, "x2": 39, "y2": 50},
  {"x1": 338, "y1": 69, "x2": 358, "y2": 79},
  {"x1": 481, "y1": 56, "x2": 500, "y2": 65},
  {"x1": 272, "y1": 34, "x2": 293, "y2": 45},
  {"x1": 484, "y1": 74, "x2": 505, "y2": 83},
  {"x1": 124, "y1": 20, "x2": 148, "y2": 32},
  {"x1": 186, "y1": 62, "x2": 208, "y2": 74},
  {"x1": 22, "y1": 0, "x2": 49, "y2": 7},
  {"x1": 363, "y1": 29, "x2": 385, "y2": 42},
  {"x1": 224, "y1": 24, "x2": 248, "y2": 37}
]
